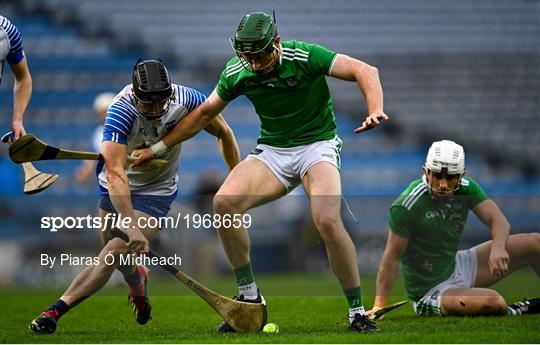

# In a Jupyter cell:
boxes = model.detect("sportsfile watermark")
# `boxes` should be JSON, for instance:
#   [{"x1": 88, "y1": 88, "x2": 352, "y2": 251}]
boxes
[{"x1": 40, "y1": 213, "x2": 252, "y2": 232}]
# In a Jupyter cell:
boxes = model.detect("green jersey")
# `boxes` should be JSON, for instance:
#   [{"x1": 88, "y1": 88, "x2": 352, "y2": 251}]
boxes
[
  {"x1": 216, "y1": 40, "x2": 338, "y2": 147},
  {"x1": 389, "y1": 176, "x2": 489, "y2": 300}
]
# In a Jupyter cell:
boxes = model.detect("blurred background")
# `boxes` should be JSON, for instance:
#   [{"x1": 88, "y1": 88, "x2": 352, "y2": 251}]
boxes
[{"x1": 1, "y1": 0, "x2": 538, "y2": 290}]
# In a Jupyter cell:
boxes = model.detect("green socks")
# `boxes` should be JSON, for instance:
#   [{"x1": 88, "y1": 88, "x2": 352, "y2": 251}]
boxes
[
  {"x1": 344, "y1": 286, "x2": 366, "y2": 322},
  {"x1": 232, "y1": 262, "x2": 258, "y2": 300}
]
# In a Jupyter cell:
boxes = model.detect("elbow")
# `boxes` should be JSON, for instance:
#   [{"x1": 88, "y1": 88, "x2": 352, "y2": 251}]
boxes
[
  {"x1": 386, "y1": 244, "x2": 405, "y2": 263},
  {"x1": 201, "y1": 106, "x2": 217, "y2": 125},
  {"x1": 354, "y1": 62, "x2": 379, "y2": 83},
  {"x1": 221, "y1": 124, "x2": 235, "y2": 141},
  {"x1": 493, "y1": 214, "x2": 511, "y2": 233},
  {"x1": 357, "y1": 58, "x2": 378, "y2": 75},
  {"x1": 503, "y1": 217, "x2": 511, "y2": 233},
  {"x1": 381, "y1": 250, "x2": 401, "y2": 266},
  {"x1": 215, "y1": 122, "x2": 235, "y2": 142},
  {"x1": 367, "y1": 65, "x2": 379, "y2": 78},
  {"x1": 15, "y1": 70, "x2": 32, "y2": 86}
]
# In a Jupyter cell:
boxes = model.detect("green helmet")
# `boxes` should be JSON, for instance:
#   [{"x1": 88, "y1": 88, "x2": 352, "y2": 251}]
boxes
[{"x1": 231, "y1": 12, "x2": 278, "y2": 54}]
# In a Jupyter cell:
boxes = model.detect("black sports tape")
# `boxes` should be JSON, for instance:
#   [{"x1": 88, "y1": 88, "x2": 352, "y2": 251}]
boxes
[
  {"x1": 39, "y1": 146, "x2": 61, "y2": 160},
  {"x1": 9, "y1": 137, "x2": 36, "y2": 156}
]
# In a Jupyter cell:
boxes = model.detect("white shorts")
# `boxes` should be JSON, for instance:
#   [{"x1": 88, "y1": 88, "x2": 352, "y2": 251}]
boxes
[
  {"x1": 412, "y1": 248, "x2": 478, "y2": 316},
  {"x1": 248, "y1": 136, "x2": 343, "y2": 192}
]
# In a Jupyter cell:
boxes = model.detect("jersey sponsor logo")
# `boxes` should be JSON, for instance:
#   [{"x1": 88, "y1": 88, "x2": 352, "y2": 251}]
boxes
[
  {"x1": 425, "y1": 210, "x2": 438, "y2": 219},
  {"x1": 250, "y1": 148, "x2": 263, "y2": 155},
  {"x1": 261, "y1": 77, "x2": 278, "y2": 84},
  {"x1": 425, "y1": 208, "x2": 448, "y2": 219},
  {"x1": 425, "y1": 206, "x2": 465, "y2": 234}
]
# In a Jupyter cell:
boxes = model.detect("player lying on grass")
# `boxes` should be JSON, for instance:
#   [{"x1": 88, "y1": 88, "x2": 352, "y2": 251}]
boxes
[
  {"x1": 371, "y1": 140, "x2": 539, "y2": 317},
  {"x1": 131, "y1": 11, "x2": 389, "y2": 333},
  {"x1": 29, "y1": 59, "x2": 240, "y2": 334}
]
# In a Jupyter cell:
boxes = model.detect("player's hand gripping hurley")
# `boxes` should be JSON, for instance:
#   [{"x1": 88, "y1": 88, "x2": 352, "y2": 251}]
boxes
[
  {"x1": 9, "y1": 134, "x2": 168, "y2": 169},
  {"x1": 367, "y1": 300, "x2": 408, "y2": 320}
]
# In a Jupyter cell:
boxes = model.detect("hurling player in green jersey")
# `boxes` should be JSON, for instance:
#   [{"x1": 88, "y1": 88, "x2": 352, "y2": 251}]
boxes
[
  {"x1": 370, "y1": 140, "x2": 539, "y2": 318},
  {"x1": 132, "y1": 12, "x2": 388, "y2": 332}
]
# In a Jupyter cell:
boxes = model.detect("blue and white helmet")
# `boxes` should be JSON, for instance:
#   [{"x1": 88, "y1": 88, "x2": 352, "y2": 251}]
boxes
[{"x1": 425, "y1": 140, "x2": 465, "y2": 175}]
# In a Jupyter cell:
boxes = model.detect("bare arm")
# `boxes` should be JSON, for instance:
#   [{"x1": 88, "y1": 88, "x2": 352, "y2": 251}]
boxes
[
  {"x1": 203, "y1": 113, "x2": 241, "y2": 171},
  {"x1": 473, "y1": 199, "x2": 511, "y2": 276},
  {"x1": 374, "y1": 231, "x2": 409, "y2": 308},
  {"x1": 9, "y1": 57, "x2": 32, "y2": 140},
  {"x1": 163, "y1": 90, "x2": 228, "y2": 148},
  {"x1": 329, "y1": 54, "x2": 389, "y2": 133},
  {"x1": 131, "y1": 90, "x2": 229, "y2": 167},
  {"x1": 102, "y1": 141, "x2": 148, "y2": 253}
]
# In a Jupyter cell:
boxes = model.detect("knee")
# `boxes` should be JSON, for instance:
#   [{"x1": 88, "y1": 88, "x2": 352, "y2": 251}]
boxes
[
  {"x1": 213, "y1": 194, "x2": 245, "y2": 215},
  {"x1": 312, "y1": 213, "x2": 343, "y2": 239},
  {"x1": 516, "y1": 233, "x2": 540, "y2": 256},
  {"x1": 528, "y1": 233, "x2": 540, "y2": 253},
  {"x1": 104, "y1": 238, "x2": 130, "y2": 258},
  {"x1": 481, "y1": 294, "x2": 507, "y2": 315}
]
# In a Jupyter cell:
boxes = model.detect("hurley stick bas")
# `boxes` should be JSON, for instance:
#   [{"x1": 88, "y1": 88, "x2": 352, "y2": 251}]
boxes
[{"x1": 109, "y1": 228, "x2": 267, "y2": 332}]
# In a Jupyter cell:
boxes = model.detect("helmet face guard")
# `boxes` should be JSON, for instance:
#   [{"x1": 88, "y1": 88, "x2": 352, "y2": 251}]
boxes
[
  {"x1": 231, "y1": 12, "x2": 279, "y2": 75},
  {"x1": 132, "y1": 59, "x2": 173, "y2": 117},
  {"x1": 133, "y1": 97, "x2": 172, "y2": 117}
]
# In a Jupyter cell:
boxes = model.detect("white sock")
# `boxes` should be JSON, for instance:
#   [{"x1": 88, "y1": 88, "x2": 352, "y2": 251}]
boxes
[
  {"x1": 238, "y1": 282, "x2": 258, "y2": 300},
  {"x1": 348, "y1": 307, "x2": 366, "y2": 323}
]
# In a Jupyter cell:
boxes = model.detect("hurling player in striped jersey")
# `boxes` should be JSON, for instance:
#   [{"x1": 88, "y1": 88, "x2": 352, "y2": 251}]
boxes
[
  {"x1": 1, "y1": 15, "x2": 57, "y2": 192},
  {"x1": 29, "y1": 59, "x2": 240, "y2": 334},
  {"x1": 132, "y1": 12, "x2": 389, "y2": 333},
  {"x1": 371, "y1": 140, "x2": 539, "y2": 318}
]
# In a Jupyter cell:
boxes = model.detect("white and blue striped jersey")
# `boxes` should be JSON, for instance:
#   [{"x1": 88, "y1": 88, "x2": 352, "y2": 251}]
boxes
[
  {"x1": 97, "y1": 83, "x2": 206, "y2": 196},
  {"x1": 0, "y1": 15, "x2": 25, "y2": 86}
]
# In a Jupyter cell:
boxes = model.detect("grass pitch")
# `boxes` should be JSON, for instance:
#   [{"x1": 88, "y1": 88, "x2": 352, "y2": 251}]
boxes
[{"x1": 1, "y1": 272, "x2": 539, "y2": 343}]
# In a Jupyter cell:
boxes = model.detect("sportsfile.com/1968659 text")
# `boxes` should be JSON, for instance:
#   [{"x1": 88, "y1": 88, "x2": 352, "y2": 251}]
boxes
[{"x1": 40, "y1": 213, "x2": 252, "y2": 232}]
